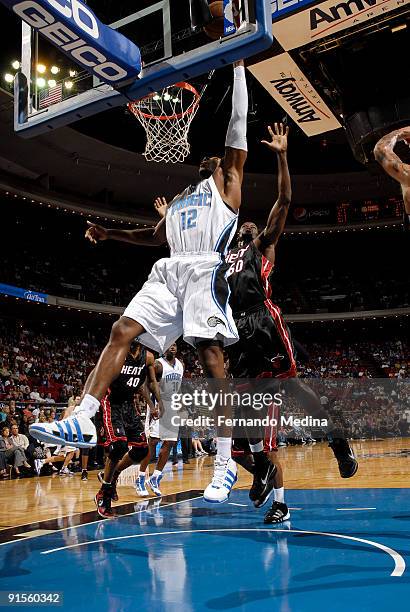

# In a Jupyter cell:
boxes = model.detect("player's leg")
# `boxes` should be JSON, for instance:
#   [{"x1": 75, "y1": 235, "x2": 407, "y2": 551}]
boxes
[
  {"x1": 136, "y1": 438, "x2": 158, "y2": 497},
  {"x1": 285, "y1": 377, "x2": 358, "y2": 477},
  {"x1": 81, "y1": 448, "x2": 89, "y2": 481},
  {"x1": 30, "y1": 316, "x2": 144, "y2": 448},
  {"x1": 146, "y1": 440, "x2": 173, "y2": 497},
  {"x1": 95, "y1": 440, "x2": 129, "y2": 518},
  {"x1": 197, "y1": 341, "x2": 238, "y2": 503},
  {"x1": 264, "y1": 451, "x2": 290, "y2": 524},
  {"x1": 59, "y1": 450, "x2": 75, "y2": 475}
]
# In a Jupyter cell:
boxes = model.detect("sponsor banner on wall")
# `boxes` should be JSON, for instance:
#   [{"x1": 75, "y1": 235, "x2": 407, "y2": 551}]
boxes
[
  {"x1": 271, "y1": 0, "x2": 319, "y2": 20},
  {"x1": 248, "y1": 53, "x2": 341, "y2": 136},
  {"x1": 0, "y1": 283, "x2": 48, "y2": 304},
  {"x1": 272, "y1": 0, "x2": 406, "y2": 50}
]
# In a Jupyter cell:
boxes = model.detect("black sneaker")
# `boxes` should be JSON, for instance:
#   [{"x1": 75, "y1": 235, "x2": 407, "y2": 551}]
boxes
[
  {"x1": 98, "y1": 471, "x2": 119, "y2": 501},
  {"x1": 81, "y1": 470, "x2": 88, "y2": 481},
  {"x1": 264, "y1": 501, "x2": 290, "y2": 524},
  {"x1": 249, "y1": 462, "x2": 277, "y2": 508},
  {"x1": 329, "y1": 438, "x2": 358, "y2": 478},
  {"x1": 94, "y1": 489, "x2": 115, "y2": 519}
]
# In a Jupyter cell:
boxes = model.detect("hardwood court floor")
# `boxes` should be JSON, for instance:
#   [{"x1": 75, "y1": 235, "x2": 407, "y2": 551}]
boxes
[{"x1": 1, "y1": 438, "x2": 410, "y2": 530}]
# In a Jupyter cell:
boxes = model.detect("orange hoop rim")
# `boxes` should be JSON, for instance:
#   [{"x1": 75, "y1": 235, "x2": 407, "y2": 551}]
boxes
[{"x1": 128, "y1": 82, "x2": 201, "y2": 121}]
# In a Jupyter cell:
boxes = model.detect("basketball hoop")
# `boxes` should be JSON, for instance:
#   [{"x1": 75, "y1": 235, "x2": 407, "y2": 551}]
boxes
[{"x1": 128, "y1": 82, "x2": 202, "y2": 163}]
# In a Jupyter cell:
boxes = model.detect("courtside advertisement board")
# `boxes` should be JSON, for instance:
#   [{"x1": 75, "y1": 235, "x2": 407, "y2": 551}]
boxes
[{"x1": 248, "y1": 52, "x2": 341, "y2": 136}]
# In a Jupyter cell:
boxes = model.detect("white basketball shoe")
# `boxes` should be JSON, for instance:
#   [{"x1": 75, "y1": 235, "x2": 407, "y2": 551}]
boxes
[
  {"x1": 29, "y1": 411, "x2": 97, "y2": 449},
  {"x1": 203, "y1": 456, "x2": 237, "y2": 503}
]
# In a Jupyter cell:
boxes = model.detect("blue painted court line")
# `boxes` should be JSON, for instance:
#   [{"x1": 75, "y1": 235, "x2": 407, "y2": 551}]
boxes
[{"x1": 0, "y1": 488, "x2": 409, "y2": 612}]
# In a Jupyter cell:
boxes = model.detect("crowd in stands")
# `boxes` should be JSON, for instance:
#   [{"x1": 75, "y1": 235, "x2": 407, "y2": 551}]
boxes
[
  {"x1": 2, "y1": 200, "x2": 408, "y2": 314},
  {"x1": 0, "y1": 319, "x2": 408, "y2": 479}
]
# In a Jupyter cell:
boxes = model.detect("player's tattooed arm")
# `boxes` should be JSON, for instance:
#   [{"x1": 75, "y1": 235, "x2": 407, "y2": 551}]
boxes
[
  {"x1": 254, "y1": 124, "x2": 291, "y2": 258},
  {"x1": 85, "y1": 218, "x2": 167, "y2": 247},
  {"x1": 374, "y1": 128, "x2": 410, "y2": 186}
]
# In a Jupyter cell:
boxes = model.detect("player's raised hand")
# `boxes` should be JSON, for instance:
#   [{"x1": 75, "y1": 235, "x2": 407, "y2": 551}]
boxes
[
  {"x1": 154, "y1": 196, "x2": 168, "y2": 219},
  {"x1": 261, "y1": 123, "x2": 289, "y2": 154},
  {"x1": 85, "y1": 221, "x2": 108, "y2": 244}
]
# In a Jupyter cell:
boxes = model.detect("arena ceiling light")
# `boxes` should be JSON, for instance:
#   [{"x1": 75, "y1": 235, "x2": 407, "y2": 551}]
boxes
[
  {"x1": 11, "y1": 60, "x2": 20, "y2": 70},
  {"x1": 36, "y1": 77, "x2": 46, "y2": 88},
  {"x1": 4, "y1": 73, "x2": 13, "y2": 83},
  {"x1": 69, "y1": 70, "x2": 77, "y2": 78},
  {"x1": 50, "y1": 66, "x2": 60, "y2": 75},
  {"x1": 64, "y1": 80, "x2": 74, "y2": 90},
  {"x1": 48, "y1": 79, "x2": 57, "y2": 88},
  {"x1": 37, "y1": 64, "x2": 46, "y2": 74},
  {"x1": 391, "y1": 24, "x2": 407, "y2": 33}
]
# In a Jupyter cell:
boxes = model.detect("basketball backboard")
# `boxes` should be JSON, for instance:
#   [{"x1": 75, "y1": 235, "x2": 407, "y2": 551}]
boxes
[{"x1": 6, "y1": 0, "x2": 273, "y2": 137}]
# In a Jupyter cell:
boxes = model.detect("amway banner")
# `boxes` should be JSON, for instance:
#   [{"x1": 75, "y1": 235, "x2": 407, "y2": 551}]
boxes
[
  {"x1": 272, "y1": 0, "x2": 407, "y2": 50},
  {"x1": 248, "y1": 53, "x2": 341, "y2": 136}
]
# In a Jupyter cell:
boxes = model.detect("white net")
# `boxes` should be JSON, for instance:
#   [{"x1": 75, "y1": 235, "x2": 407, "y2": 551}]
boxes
[{"x1": 128, "y1": 82, "x2": 201, "y2": 163}]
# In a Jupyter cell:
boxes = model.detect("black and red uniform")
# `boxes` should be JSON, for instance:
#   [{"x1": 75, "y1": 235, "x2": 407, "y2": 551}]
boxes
[
  {"x1": 227, "y1": 241, "x2": 296, "y2": 379},
  {"x1": 227, "y1": 241, "x2": 296, "y2": 452},
  {"x1": 97, "y1": 347, "x2": 148, "y2": 449}
]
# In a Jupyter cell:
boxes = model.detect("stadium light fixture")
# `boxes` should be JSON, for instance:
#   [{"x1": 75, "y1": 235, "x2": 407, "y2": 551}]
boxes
[
  {"x1": 50, "y1": 65, "x2": 60, "y2": 75},
  {"x1": 12, "y1": 60, "x2": 20, "y2": 70},
  {"x1": 4, "y1": 73, "x2": 14, "y2": 83},
  {"x1": 36, "y1": 77, "x2": 46, "y2": 87},
  {"x1": 37, "y1": 64, "x2": 46, "y2": 74},
  {"x1": 391, "y1": 23, "x2": 407, "y2": 33},
  {"x1": 69, "y1": 70, "x2": 77, "y2": 77},
  {"x1": 48, "y1": 79, "x2": 57, "y2": 88},
  {"x1": 64, "y1": 80, "x2": 74, "y2": 90}
]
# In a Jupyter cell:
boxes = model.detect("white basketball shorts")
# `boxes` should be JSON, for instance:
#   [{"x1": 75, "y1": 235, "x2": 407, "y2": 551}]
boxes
[
  {"x1": 123, "y1": 254, "x2": 238, "y2": 353},
  {"x1": 145, "y1": 401, "x2": 179, "y2": 442}
]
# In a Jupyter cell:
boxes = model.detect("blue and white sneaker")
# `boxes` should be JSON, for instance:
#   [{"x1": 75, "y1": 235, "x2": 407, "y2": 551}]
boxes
[
  {"x1": 203, "y1": 456, "x2": 237, "y2": 503},
  {"x1": 147, "y1": 474, "x2": 163, "y2": 497},
  {"x1": 135, "y1": 474, "x2": 149, "y2": 497},
  {"x1": 29, "y1": 411, "x2": 97, "y2": 449}
]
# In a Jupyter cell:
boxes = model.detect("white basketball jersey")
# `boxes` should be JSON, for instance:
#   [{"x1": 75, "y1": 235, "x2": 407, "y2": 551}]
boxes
[
  {"x1": 166, "y1": 176, "x2": 238, "y2": 256},
  {"x1": 158, "y1": 357, "x2": 184, "y2": 401}
]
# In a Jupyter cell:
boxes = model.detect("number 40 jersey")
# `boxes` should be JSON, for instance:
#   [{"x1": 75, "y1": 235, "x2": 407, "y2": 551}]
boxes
[{"x1": 105, "y1": 346, "x2": 148, "y2": 405}]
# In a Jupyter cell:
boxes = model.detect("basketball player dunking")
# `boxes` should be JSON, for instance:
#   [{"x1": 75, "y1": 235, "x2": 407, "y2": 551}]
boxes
[
  {"x1": 136, "y1": 343, "x2": 184, "y2": 498},
  {"x1": 95, "y1": 340, "x2": 159, "y2": 518},
  {"x1": 155, "y1": 123, "x2": 358, "y2": 523},
  {"x1": 374, "y1": 126, "x2": 410, "y2": 229},
  {"x1": 30, "y1": 60, "x2": 249, "y2": 504}
]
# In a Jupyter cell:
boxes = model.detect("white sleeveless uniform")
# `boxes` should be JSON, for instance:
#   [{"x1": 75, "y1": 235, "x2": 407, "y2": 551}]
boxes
[
  {"x1": 124, "y1": 176, "x2": 239, "y2": 352},
  {"x1": 146, "y1": 357, "x2": 184, "y2": 441}
]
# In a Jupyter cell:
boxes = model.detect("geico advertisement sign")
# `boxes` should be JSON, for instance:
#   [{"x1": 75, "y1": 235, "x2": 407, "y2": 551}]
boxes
[
  {"x1": 248, "y1": 53, "x2": 341, "y2": 136},
  {"x1": 0, "y1": 0, "x2": 141, "y2": 85},
  {"x1": 272, "y1": 0, "x2": 407, "y2": 50}
]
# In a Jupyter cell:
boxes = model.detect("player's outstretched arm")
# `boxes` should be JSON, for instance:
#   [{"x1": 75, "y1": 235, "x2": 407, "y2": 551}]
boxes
[
  {"x1": 154, "y1": 196, "x2": 168, "y2": 219},
  {"x1": 85, "y1": 218, "x2": 167, "y2": 247},
  {"x1": 374, "y1": 128, "x2": 410, "y2": 186},
  {"x1": 254, "y1": 123, "x2": 291, "y2": 256},
  {"x1": 219, "y1": 60, "x2": 248, "y2": 211}
]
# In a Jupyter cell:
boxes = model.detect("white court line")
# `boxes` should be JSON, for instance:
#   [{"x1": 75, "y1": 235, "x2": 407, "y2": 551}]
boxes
[
  {"x1": 337, "y1": 508, "x2": 377, "y2": 511},
  {"x1": 228, "y1": 503, "x2": 248, "y2": 507},
  {"x1": 41, "y1": 528, "x2": 405, "y2": 577},
  {"x1": 0, "y1": 496, "x2": 200, "y2": 548}
]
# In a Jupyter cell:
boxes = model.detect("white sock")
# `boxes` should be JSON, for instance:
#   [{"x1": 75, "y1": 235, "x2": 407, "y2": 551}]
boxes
[
  {"x1": 274, "y1": 487, "x2": 285, "y2": 504},
  {"x1": 153, "y1": 469, "x2": 162, "y2": 478},
  {"x1": 74, "y1": 394, "x2": 100, "y2": 418},
  {"x1": 138, "y1": 469, "x2": 146, "y2": 478},
  {"x1": 217, "y1": 437, "x2": 232, "y2": 459}
]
